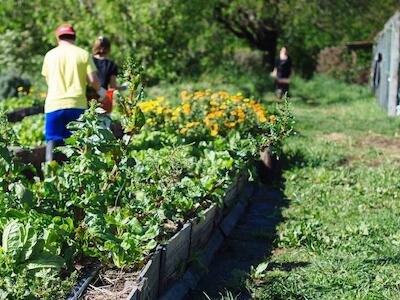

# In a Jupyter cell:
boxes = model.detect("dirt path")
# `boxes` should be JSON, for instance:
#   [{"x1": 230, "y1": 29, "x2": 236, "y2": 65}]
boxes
[{"x1": 185, "y1": 183, "x2": 286, "y2": 299}]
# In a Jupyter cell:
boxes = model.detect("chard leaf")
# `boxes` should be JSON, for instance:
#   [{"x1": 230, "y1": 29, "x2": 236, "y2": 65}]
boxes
[
  {"x1": 24, "y1": 255, "x2": 64, "y2": 271},
  {"x1": 21, "y1": 224, "x2": 39, "y2": 261},
  {"x1": 2, "y1": 220, "x2": 25, "y2": 257}
]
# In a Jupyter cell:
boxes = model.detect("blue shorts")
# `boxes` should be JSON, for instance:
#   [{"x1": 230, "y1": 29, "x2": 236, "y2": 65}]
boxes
[{"x1": 45, "y1": 108, "x2": 85, "y2": 142}]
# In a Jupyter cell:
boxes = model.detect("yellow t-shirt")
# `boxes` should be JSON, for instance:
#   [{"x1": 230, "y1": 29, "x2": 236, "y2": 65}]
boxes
[{"x1": 41, "y1": 43, "x2": 97, "y2": 113}]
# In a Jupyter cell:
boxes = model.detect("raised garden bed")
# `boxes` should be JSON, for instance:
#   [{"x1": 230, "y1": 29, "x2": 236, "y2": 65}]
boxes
[
  {"x1": 76, "y1": 170, "x2": 255, "y2": 300},
  {"x1": 9, "y1": 121, "x2": 124, "y2": 164},
  {"x1": 6, "y1": 105, "x2": 44, "y2": 122},
  {"x1": 0, "y1": 75, "x2": 292, "y2": 299}
]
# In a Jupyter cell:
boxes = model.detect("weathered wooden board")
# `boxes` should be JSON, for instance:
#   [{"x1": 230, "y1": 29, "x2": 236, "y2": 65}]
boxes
[
  {"x1": 190, "y1": 204, "x2": 217, "y2": 256},
  {"x1": 213, "y1": 204, "x2": 223, "y2": 226},
  {"x1": 7, "y1": 105, "x2": 44, "y2": 123},
  {"x1": 219, "y1": 199, "x2": 247, "y2": 236},
  {"x1": 159, "y1": 228, "x2": 225, "y2": 300},
  {"x1": 8, "y1": 121, "x2": 123, "y2": 170},
  {"x1": 126, "y1": 286, "x2": 140, "y2": 300},
  {"x1": 159, "y1": 222, "x2": 192, "y2": 293},
  {"x1": 137, "y1": 248, "x2": 161, "y2": 300},
  {"x1": 11, "y1": 145, "x2": 45, "y2": 167},
  {"x1": 223, "y1": 182, "x2": 238, "y2": 209}
]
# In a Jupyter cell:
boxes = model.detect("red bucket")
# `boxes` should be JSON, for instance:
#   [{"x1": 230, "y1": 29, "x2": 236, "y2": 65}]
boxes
[{"x1": 102, "y1": 89, "x2": 115, "y2": 113}]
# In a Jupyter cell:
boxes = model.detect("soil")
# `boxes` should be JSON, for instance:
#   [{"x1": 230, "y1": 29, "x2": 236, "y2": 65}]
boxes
[
  {"x1": 320, "y1": 132, "x2": 400, "y2": 165},
  {"x1": 83, "y1": 269, "x2": 140, "y2": 300}
]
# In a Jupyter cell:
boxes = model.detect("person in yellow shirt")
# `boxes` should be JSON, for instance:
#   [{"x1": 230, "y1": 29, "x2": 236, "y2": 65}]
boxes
[{"x1": 42, "y1": 24, "x2": 106, "y2": 161}]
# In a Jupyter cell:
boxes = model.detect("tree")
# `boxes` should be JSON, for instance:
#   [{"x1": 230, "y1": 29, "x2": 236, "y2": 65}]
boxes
[{"x1": 214, "y1": 0, "x2": 280, "y2": 70}]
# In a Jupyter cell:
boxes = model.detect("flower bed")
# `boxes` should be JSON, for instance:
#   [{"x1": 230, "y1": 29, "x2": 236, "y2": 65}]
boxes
[{"x1": 0, "y1": 61, "x2": 293, "y2": 299}]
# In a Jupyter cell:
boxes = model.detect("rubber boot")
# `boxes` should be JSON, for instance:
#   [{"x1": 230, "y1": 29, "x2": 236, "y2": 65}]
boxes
[
  {"x1": 46, "y1": 140, "x2": 64, "y2": 162},
  {"x1": 45, "y1": 140, "x2": 56, "y2": 162}
]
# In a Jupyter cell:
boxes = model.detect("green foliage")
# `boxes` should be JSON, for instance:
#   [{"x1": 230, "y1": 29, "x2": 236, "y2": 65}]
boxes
[
  {"x1": 0, "y1": 73, "x2": 31, "y2": 100},
  {"x1": 0, "y1": 96, "x2": 42, "y2": 112},
  {"x1": 1, "y1": 1, "x2": 398, "y2": 80},
  {"x1": 0, "y1": 59, "x2": 293, "y2": 298},
  {"x1": 12, "y1": 114, "x2": 44, "y2": 148}
]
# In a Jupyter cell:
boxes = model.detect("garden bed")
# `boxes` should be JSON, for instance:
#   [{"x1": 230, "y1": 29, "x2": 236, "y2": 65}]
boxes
[
  {"x1": 0, "y1": 73, "x2": 292, "y2": 299},
  {"x1": 6, "y1": 105, "x2": 44, "y2": 122},
  {"x1": 77, "y1": 171, "x2": 254, "y2": 300},
  {"x1": 9, "y1": 121, "x2": 124, "y2": 165}
]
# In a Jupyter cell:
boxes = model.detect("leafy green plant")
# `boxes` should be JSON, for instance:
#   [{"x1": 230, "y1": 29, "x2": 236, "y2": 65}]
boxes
[{"x1": 12, "y1": 114, "x2": 44, "y2": 147}]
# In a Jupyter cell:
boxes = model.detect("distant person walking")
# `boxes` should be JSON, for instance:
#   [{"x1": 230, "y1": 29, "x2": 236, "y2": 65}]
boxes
[
  {"x1": 42, "y1": 24, "x2": 105, "y2": 162},
  {"x1": 271, "y1": 46, "x2": 292, "y2": 98}
]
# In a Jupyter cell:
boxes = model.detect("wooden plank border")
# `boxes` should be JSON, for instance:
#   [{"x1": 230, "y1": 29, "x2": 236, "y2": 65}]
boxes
[{"x1": 7, "y1": 105, "x2": 44, "y2": 123}]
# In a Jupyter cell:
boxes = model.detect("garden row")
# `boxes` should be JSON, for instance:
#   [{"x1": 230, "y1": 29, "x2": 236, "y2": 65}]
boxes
[
  {"x1": 0, "y1": 64, "x2": 293, "y2": 299},
  {"x1": 80, "y1": 170, "x2": 253, "y2": 300}
]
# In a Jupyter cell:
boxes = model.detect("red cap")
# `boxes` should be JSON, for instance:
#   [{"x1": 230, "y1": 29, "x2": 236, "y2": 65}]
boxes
[{"x1": 55, "y1": 24, "x2": 76, "y2": 38}]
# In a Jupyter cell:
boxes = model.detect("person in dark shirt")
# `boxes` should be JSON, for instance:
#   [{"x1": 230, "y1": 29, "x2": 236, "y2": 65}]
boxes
[
  {"x1": 271, "y1": 47, "x2": 292, "y2": 98},
  {"x1": 86, "y1": 36, "x2": 119, "y2": 127},
  {"x1": 92, "y1": 36, "x2": 118, "y2": 90},
  {"x1": 86, "y1": 36, "x2": 118, "y2": 111}
]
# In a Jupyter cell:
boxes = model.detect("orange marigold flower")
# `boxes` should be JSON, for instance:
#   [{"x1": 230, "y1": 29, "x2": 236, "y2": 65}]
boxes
[
  {"x1": 215, "y1": 110, "x2": 224, "y2": 118},
  {"x1": 182, "y1": 103, "x2": 191, "y2": 115},
  {"x1": 207, "y1": 112, "x2": 216, "y2": 119}
]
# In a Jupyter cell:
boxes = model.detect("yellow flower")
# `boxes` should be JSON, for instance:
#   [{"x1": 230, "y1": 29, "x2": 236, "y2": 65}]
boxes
[
  {"x1": 186, "y1": 121, "x2": 200, "y2": 128},
  {"x1": 218, "y1": 91, "x2": 229, "y2": 99},
  {"x1": 215, "y1": 110, "x2": 224, "y2": 118},
  {"x1": 210, "y1": 100, "x2": 218, "y2": 106},
  {"x1": 173, "y1": 107, "x2": 181, "y2": 116},
  {"x1": 182, "y1": 103, "x2": 191, "y2": 115},
  {"x1": 156, "y1": 107, "x2": 163, "y2": 114},
  {"x1": 194, "y1": 91, "x2": 206, "y2": 99},
  {"x1": 171, "y1": 116, "x2": 177, "y2": 121},
  {"x1": 17, "y1": 86, "x2": 24, "y2": 92},
  {"x1": 259, "y1": 115, "x2": 267, "y2": 123},
  {"x1": 269, "y1": 115, "x2": 276, "y2": 124},
  {"x1": 40, "y1": 92, "x2": 47, "y2": 98},
  {"x1": 180, "y1": 90, "x2": 192, "y2": 101},
  {"x1": 237, "y1": 111, "x2": 245, "y2": 119},
  {"x1": 207, "y1": 112, "x2": 216, "y2": 119},
  {"x1": 180, "y1": 127, "x2": 188, "y2": 134},
  {"x1": 230, "y1": 93, "x2": 243, "y2": 102},
  {"x1": 210, "y1": 123, "x2": 219, "y2": 136}
]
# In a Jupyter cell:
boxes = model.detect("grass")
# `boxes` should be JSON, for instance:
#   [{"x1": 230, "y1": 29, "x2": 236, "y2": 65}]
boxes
[{"x1": 246, "y1": 75, "x2": 400, "y2": 299}]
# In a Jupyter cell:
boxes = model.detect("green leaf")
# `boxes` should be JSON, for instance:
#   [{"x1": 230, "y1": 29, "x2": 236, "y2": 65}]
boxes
[
  {"x1": 141, "y1": 225, "x2": 159, "y2": 241},
  {"x1": 21, "y1": 224, "x2": 39, "y2": 261},
  {"x1": 2, "y1": 220, "x2": 25, "y2": 256},
  {"x1": 0, "y1": 289, "x2": 8, "y2": 300},
  {"x1": 24, "y1": 255, "x2": 64, "y2": 270},
  {"x1": 143, "y1": 239, "x2": 157, "y2": 251}
]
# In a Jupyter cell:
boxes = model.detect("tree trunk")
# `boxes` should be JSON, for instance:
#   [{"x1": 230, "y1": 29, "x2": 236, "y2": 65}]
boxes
[{"x1": 214, "y1": 3, "x2": 278, "y2": 71}]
